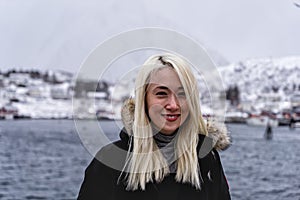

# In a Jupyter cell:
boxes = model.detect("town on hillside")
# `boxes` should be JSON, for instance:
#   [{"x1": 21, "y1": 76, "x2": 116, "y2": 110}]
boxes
[{"x1": 1, "y1": 56, "x2": 300, "y2": 128}]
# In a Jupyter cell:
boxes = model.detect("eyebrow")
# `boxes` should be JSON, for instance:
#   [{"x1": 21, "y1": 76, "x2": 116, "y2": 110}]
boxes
[
  {"x1": 156, "y1": 86, "x2": 168, "y2": 90},
  {"x1": 155, "y1": 86, "x2": 184, "y2": 90}
]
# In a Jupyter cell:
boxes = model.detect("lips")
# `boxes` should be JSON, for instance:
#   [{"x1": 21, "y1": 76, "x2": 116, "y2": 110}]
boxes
[{"x1": 161, "y1": 114, "x2": 181, "y2": 122}]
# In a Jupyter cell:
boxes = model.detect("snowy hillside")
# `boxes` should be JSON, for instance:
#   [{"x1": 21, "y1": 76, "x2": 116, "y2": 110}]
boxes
[
  {"x1": 1, "y1": 56, "x2": 300, "y2": 119},
  {"x1": 219, "y1": 56, "x2": 300, "y2": 105}
]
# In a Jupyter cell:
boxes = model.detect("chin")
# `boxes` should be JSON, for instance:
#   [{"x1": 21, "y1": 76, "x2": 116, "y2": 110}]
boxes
[{"x1": 161, "y1": 127, "x2": 179, "y2": 134}]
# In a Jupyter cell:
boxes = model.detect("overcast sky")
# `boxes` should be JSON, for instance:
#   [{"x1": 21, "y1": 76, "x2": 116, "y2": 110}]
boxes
[{"x1": 1, "y1": 0, "x2": 300, "y2": 75}]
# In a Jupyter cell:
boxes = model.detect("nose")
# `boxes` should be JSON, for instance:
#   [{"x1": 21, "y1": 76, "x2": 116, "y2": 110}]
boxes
[{"x1": 165, "y1": 94, "x2": 179, "y2": 110}]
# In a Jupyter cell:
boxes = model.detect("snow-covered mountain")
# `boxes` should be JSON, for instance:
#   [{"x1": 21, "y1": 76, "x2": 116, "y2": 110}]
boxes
[
  {"x1": 1, "y1": 56, "x2": 300, "y2": 119},
  {"x1": 219, "y1": 56, "x2": 300, "y2": 111}
]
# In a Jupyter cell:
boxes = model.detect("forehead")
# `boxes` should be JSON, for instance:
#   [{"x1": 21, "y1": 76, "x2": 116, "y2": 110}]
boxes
[{"x1": 148, "y1": 67, "x2": 183, "y2": 90}]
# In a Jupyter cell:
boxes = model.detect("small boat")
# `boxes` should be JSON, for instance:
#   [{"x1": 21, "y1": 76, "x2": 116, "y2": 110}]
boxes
[
  {"x1": 225, "y1": 111, "x2": 249, "y2": 123},
  {"x1": 246, "y1": 115, "x2": 279, "y2": 127},
  {"x1": 0, "y1": 105, "x2": 18, "y2": 120}
]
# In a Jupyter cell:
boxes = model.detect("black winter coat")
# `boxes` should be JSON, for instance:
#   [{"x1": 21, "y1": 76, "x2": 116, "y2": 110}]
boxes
[{"x1": 77, "y1": 129, "x2": 231, "y2": 200}]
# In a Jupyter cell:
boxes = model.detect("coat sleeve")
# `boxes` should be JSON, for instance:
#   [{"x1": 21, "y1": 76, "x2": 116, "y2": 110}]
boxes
[
  {"x1": 77, "y1": 149, "x2": 116, "y2": 200},
  {"x1": 212, "y1": 149, "x2": 231, "y2": 200}
]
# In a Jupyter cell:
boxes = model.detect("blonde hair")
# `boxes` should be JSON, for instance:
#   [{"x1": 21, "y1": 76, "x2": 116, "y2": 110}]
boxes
[{"x1": 124, "y1": 53, "x2": 208, "y2": 190}]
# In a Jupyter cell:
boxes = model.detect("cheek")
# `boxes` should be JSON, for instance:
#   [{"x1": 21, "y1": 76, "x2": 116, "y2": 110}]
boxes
[
  {"x1": 181, "y1": 102, "x2": 190, "y2": 120},
  {"x1": 146, "y1": 93, "x2": 164, "y2": 118},
  {"x1": 148, "y1": 104, "x2": 164, "y2": 118}
]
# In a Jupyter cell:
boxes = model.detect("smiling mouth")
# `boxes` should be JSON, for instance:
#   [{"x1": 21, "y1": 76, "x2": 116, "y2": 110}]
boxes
[{"x1": 161, "y1": 114, "x2": 181, "y2": 121}]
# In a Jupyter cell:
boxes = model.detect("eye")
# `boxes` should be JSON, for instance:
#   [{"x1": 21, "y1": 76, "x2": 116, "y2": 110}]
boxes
[
  {"x1": 155, "y1": 91, "x2": 168, "y2": 96},
  {"x1": 177, "y1": 91, "x2": 186, "y2": 97}
]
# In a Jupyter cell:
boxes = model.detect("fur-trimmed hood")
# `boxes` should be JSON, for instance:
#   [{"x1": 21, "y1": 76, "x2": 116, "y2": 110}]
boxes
[{"x1": 121, "y1": 98, "x2": 230, "y2": 151}]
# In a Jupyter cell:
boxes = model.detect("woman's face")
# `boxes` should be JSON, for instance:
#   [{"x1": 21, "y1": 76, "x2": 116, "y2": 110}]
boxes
[{"x1": 146, "y1": 67, "x2": 190, "y2": 135}]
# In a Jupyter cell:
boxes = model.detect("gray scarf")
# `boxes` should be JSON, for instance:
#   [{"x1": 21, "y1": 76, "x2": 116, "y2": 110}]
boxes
[{"x1": 153, "y1": 131, "x2": 177, "y2": 173}]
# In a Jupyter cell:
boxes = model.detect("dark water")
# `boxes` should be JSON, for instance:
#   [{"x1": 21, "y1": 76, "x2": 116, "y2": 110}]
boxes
[
  {"x1": 224, "y1": 124, "x2": 300, "y2": 200},
  {"x1": 0, "y1": 120, "x2": 299, "y2": 200}
]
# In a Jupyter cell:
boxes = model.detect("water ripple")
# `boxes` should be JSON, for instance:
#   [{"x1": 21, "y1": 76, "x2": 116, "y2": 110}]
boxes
[{"x1": 1, "y1": 120, "x2": 300, "y2": 200}]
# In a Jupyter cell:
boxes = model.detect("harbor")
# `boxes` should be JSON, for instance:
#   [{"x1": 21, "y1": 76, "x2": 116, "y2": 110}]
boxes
[{"x1": 0, "y1": 120, "x2": 299, "y2": 200}]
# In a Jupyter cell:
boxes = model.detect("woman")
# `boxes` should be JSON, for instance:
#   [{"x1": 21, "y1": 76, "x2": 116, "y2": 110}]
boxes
[{"x1": 77, "y1": 53, "x2": 231, "y2": 200}]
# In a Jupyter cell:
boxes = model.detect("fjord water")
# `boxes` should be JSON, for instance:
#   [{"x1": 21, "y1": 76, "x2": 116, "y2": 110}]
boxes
[{"x1": 0, "y1": 120, "x2": 299, "y2": 200}]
